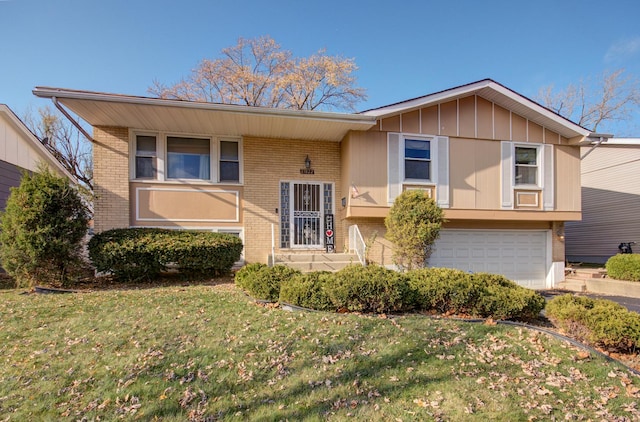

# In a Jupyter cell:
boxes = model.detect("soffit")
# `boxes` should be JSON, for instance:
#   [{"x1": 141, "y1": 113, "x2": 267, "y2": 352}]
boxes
[{"x1": 32, "y1": 88, "x2": 377, "y2": 142}]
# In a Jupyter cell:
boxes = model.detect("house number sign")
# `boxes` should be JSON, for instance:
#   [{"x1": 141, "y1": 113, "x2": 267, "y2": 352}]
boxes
[{"x1": 325, "y1": 214, "x2": 335, "y2": 253}]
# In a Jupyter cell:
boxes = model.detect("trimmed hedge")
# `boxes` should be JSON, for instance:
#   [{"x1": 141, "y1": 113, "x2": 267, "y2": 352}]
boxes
[
  {"x1": 546, "y1": 294, "x2": 640, "y2": 353},
  {"x1": 238, "y1": 263, "x2": 544, "y2": 321},
  {"x1": 88, "y1": 228, "x2": 243, "y2": 281},
  {"x1": 280, "y1": 272, "x2": 336, "y2": 311},
  {"x1": 325, "y1": 265, "x2": 413, "y2": 313},
  {"x1": 234, "y1": 264, "x2": 300, "y2": 301},
  {"x1": 606, "y1": 254, "x2": 640, "y2": 282},
  {"x1": 407, "y1": 269, "x2": 545, "y2": 320}
]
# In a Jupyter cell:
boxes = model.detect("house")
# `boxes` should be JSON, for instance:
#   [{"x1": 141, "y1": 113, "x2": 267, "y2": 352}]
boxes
[
  {"x1": 565, "y1": 138, "x2": 640, "y2": 264},
  {"x1": 33, "y1": 79, "x2": 594, "y2": 289},
  {"x1": 0, "y1": 104, "x2": 75, "y2": 210}
]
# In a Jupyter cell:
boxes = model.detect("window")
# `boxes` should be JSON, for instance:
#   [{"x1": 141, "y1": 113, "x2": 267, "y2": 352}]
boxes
[
  {"x1": 515, "y1": 146, "x2": 538, "y2": 185},
  {"x1": 219, "y1": 141, "x2": 239, "y2": 182},
  {"x1": 135, "y1": 135, "x2": 157, "y2": 179},
  {"x1": 405, "y1": 139, "x2": 431, "y2": 180},
  {"x1": 167, "y1": 136, "x2": 210, "y2": 179}
]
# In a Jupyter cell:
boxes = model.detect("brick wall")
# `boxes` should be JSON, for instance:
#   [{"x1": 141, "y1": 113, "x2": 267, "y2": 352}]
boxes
[
  {"x1": 343, "y1": 217, "x2": 395, "y2": 267},
  {"x1": 243, "y1": 137, "x2": 343, "y2": 263},
  {"x1": 93, "y1": 126, "x2": 130, "y2": 232}
]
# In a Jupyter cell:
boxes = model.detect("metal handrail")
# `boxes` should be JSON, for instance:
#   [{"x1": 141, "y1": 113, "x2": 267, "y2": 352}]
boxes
[{"x1": 349, "y1": 225, "x2": 367, "y2": 266}]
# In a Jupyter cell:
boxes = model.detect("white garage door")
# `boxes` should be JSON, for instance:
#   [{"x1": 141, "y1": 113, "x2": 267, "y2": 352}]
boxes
[{"x1": 428, "y1": 230, "x2": 549, "y2": 289}]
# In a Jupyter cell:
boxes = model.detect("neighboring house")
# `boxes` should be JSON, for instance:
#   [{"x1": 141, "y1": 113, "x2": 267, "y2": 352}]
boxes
[
  {"x1": 0, "y1": 104, "x2": 75, "y2": 210},
  {"x1": 566, "y1": 138, "x2": 640, "y2": 264},
  {"x1": 33, "y1": 79, "x2": 594, "y2": 289}
]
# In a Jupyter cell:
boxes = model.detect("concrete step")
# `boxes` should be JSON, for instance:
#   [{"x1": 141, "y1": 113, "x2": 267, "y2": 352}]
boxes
[
  {"x1": 556, "y1": 279, "x2": 587, "y2": 293},
  {"x1": 274, "y1": 252, "x2": 361, "y2": 272}
]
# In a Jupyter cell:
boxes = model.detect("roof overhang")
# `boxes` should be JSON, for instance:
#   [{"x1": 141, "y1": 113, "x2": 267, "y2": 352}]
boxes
[
  {"x1": 32, "y1": 87, "x2": 377, "y2": 142},
  {"x1": 0, "y1": 104, "x2": 76, "y2": 182},
  {"x1": 362, "y1": 79, "x2": 592, "y2": 141}
]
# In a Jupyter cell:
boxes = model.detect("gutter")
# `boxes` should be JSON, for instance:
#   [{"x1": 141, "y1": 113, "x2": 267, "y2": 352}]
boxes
[
  {"x1": 581, "y1": 133, "x2": 613, "y2": 160},
  {"x1": 51, "y1": 97, "x2": 96, "y2": 144}
]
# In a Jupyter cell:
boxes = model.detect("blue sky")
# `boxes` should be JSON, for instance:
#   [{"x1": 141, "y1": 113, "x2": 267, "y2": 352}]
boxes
[{"x1": 1, "y1": 0, "x2": 639, "y2": 135}]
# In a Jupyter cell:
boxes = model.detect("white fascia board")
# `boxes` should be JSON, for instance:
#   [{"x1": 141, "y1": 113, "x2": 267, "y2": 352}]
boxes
[{"x1": 361, "y1": 80, "x2": 493, "y2": 117}]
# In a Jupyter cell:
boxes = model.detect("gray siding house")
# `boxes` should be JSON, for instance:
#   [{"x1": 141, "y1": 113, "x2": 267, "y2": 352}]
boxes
[{"x1": 565, "y1": 138, "x2": 640, "y2": 264}]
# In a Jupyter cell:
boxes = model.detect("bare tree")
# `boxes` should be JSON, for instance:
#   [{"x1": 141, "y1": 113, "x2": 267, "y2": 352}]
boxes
[
  {"x1": 23, "y1": 106, "x2": 93, "y2": 194},
  {"x1": 149, "y1": 36, "x2": 367, "y2": 112},
  {"x1": 537, "y1": 69, "x2": 640, "y2": 132}
]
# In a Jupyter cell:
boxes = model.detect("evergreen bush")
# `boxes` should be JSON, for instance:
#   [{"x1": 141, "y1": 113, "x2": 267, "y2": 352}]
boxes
[
  {"x1": 279, "y1": 272, "x2": 335, "y2": 311},
  {"x1": 88, "y1": 228, "x2": 243, "y2": 281},
  {"x1": 385, "y1": 190, "x2": 445, "y2": 270},
  {"x1": 605, "y1": 254, "x2": 640, "y2": 281},
  {"x1": 325, "y1": 264, "x2": 413, "y2": 313},
  {"x1": 0, "y1": 168, "x2": 89, "y2": 287}
]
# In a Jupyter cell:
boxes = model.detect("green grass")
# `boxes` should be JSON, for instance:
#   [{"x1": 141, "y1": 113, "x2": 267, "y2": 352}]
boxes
[{"x1": 2, "y1": 283, "x2": 640, "y2": 421}]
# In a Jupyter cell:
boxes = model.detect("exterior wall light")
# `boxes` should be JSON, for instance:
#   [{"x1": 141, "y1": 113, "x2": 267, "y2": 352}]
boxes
[{"x1": 305, "y1": 155, "x2": 311, "y2": 169}]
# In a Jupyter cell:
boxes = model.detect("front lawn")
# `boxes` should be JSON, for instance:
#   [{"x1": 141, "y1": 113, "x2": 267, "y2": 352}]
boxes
[{"x1": 1, "y1": 282, "x2": 640, "y2": 420}]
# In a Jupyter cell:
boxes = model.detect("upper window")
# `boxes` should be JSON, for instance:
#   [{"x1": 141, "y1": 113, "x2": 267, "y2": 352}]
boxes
[
  {"x1": 515, "y1": 146, "x2": 538, "y2": 185},
  {"x1": 135, "y1": 135, "x2": 157, "y2": 179},
  {"x1": 219, "y1": 141, "x2": 239, "y2": 182},
  {"x1": 167, "y1": 136, "x2": 210, "y2": 180},
  {"x1": 404, "y1": 139, "x2": 431, "y2": 180}
]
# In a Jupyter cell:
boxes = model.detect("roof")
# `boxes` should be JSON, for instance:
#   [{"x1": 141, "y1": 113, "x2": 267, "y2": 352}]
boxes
[
  {"x1": 32, "y1": 87, "x2": 377, "y2": 142},
  {"x1": 362, "y1": 79, "x2": 592, "y2": 140},
  {"x1": 0, "y1": 104, "x2": 76, "y2": 181},
  {"x1": 599, "y1": 138, "x2": 640, "y2": 146}
]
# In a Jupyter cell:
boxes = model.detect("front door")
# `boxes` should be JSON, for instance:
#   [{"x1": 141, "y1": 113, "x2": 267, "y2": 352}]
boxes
[{"x1": 291, "y1": 182, "x2": 323, "y2": 248}]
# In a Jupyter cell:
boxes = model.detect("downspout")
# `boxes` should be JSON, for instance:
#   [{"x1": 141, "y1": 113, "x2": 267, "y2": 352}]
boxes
[
  {"x1": 581, "y1": 133, "x2": 612, "y2": 160},
  {"x1": 52, "y1": 96, "x2": 96, "y2": 143}
]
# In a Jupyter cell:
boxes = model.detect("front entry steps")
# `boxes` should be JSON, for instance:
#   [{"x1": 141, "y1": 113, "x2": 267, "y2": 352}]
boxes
[
  {"x1": 273, "y1": 252, "x2": 361, "y2": 272},
  {"x1": 556, "y1": 268, "x2": 606, "y2": 292}
]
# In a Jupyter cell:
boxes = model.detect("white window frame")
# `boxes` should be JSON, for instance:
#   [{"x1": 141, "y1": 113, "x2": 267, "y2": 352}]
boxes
[
  {"x1": 402, "y1": 134, "x2": 438, "y2": 185},
  {"x1": 165, "y1": 134, "x2": 213, "y2": 182},
  {"x1": 133, "y1": 133, "x2": 159, "y2": 180},
  {"x1": 513, "y1": 144, "x2": 541, "y2": 188},
  {"x1": 218, "y1": 138, "x2": 242, "y2": 184},
  {"x1": 130, "y1": 130, "x2": 243, "y2": 184}
]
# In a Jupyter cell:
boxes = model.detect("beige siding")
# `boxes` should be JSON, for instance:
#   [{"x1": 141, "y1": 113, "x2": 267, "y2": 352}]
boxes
[
  {"x1": 421, "y1": 106, "x2": 439, "y2": 134},
  {"x1": 130, "y1": 182, "x2": 243, "y2": 227},
  {"x1": 476, "y1": 97, "x2": 493, "y2": 139},
  {"x1": 449, "y1": 138, "x2": 500, "y2": 209},
  {"x1": 528, "y1": 122, "x2": 543, "y2": 143},
  {"x1": 345, "y1": 131, "x2": 387, "y2": 207},
  {"x1": 458, "y1": 96, "x2": 476, "y2": 138},
  {"x1": 555, "y1": 146, "x2": 581, "y2": 211},
  {"x1": 566, "y1": 145, "x2": 640, "y2": 262},
  {"x1": 402, "y1": 110, "x2": 420, "y2": 133},
  {"x1": 439, "y1": 100, "x2": 457, "y2": 136}
]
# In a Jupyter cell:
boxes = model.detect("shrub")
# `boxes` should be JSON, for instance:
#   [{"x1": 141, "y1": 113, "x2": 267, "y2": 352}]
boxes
[
  {"x1": 279, "y1": 272, "x2": 336, "y2": 311},
  {"x1": 325, "y1": 265, "x2": 413, "y2": 313},
  {"x1": 546, "y1": 294, "x2": 640, "y2": 353},
  {"x1": 385, "y1": 190, "x2": 445, "y2": 270},
  {"x1": 234, "y1": 265, "x2": 300, "y2": 301},
  {"x1": 406, "y1": 269, "x2": 545, "y2": 320},
  {"x1": 605, "y1": 254, "x2": 640, "y2": 281},
  {"x1": 88, "y1": 228, "x2": 242, "y2": 281},
  {"x1": 0, "y1": 167, "x2": 89, "y2": 287},
  {"x1": 473, "y1": 273, "x2": 545, "y2": 320},
  {"x1": 235, "y1": 263, "x2": 268, "y2": 291}
]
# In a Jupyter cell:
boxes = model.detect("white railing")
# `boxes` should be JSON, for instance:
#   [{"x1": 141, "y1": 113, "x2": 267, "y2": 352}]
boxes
[
  {"x1": 349, "y1": 224, "x2": 367, "y2": 266},
  {"x1": 270, "y1": 223, "x2": 275, "y2": 267}
]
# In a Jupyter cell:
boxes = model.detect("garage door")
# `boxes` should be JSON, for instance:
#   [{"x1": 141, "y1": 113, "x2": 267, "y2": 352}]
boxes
[{"x1": 428, "y1": 230, "x2": 549, "y2": 289}]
